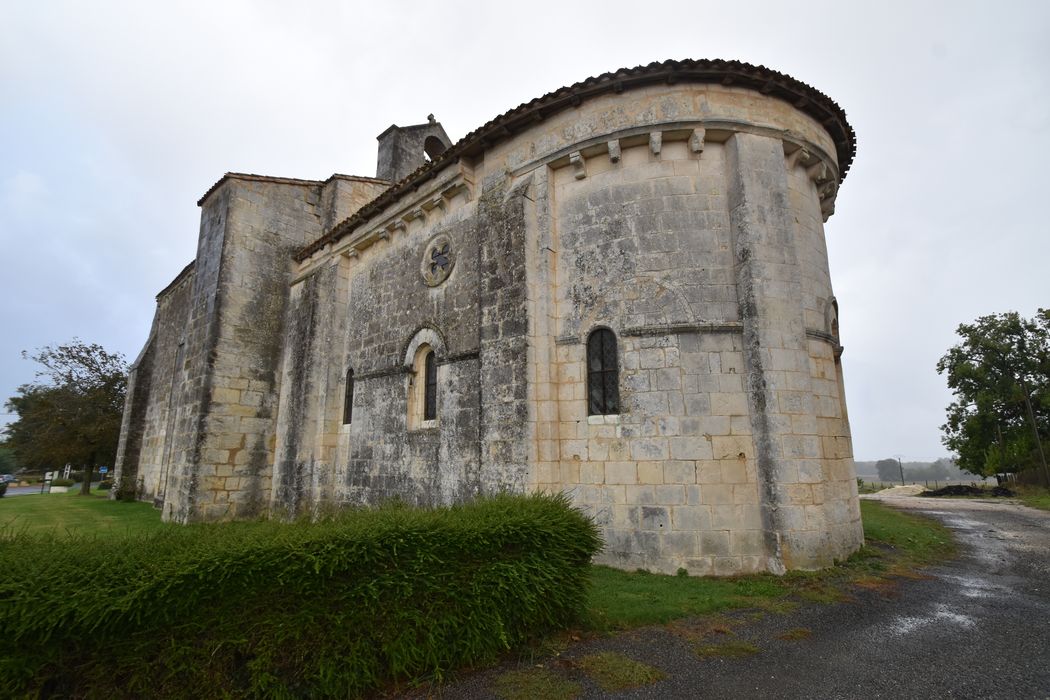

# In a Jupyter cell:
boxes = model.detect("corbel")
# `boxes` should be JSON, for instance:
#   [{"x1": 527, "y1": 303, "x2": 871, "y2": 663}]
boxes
[
  {"x1": 785, "y1": 147, "x2": 808, "y2": 170},
  {"x1": 649, "y1": 131, "x2": 662, "y2": 157},
  {"x1": 441, "y1": 181, "x2": 471, "y2": 203},
  {"x1": 821, "y1": 194, "x2": 837, "y2": 221},
  {"x1": 607, "y1": 139, "x2": 621, "y2": 163},
  {"x1": 569, "y1": 151, "x2": 586, "y2": 180},
  {"x1": 421, "y1": 197, "x2": 446, "y2": 214},
  {"x1": 807, "y1": 160, "x2": 828, "y2": 183},
  {"x1": 818, "y1": 180, "x2": 837, "y2": 200},
  {"x1": 689, "y1": 127, "x2": 706, "y2": 155}
]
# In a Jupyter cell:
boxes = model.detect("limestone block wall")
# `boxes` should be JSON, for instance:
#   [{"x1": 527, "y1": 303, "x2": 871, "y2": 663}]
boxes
[
  {"x1": 113, "y1": 264, "x2": 195, "y2": 503},
  {"x1": 319, "y1": 176, "x2": 389, "y2": 231},
  {"x1": 275, "y1": 180, "x2": 485, "y2": 510},
  {"x1": 159, "y1": 187, "x2": 231, "y2": 522},
  {"x1": 121, "y1": 61, "x2": 863, "y2": 576},
  {"x1": 112, "y1": 325, "x2": 155, "y2": 497},
  {"x1": 488, "y1": 83, "x2": 864, "y2": 574},
  {"x1": 116, "y1": 174, "x2": 393, "y2": 523},
  {"x1": 271, "y1": 261, "x2": 344, "y2": 516},
  {"x1": 276, "y1": 152, "x2": 536, "y2": 512},
  {"x1": 175, "y1": 178, "x2": 334, "y2": 521}
]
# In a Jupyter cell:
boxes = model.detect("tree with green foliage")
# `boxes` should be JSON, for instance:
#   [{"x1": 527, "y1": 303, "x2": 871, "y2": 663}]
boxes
[
  {"x1": 0, "y1": 443, "x2": 18, "y2": 474},
  {"x1": 3, "y1": 340, "x2": 127, "y2": 495},
  {"x1": 936, "y1": 310, "x2": 1049, "y2": 483},
  {"x1": 875, "y1": 458, "x2": 901, "y2": 482}
]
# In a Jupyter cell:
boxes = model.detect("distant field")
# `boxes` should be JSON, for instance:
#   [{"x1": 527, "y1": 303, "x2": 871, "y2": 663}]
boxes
[
  {"x1": 0, "y1": 489, "x2": 166, "y2": 537},
  {"x1": 857, "y1": 477, "x2": 996, "y2": 489}
]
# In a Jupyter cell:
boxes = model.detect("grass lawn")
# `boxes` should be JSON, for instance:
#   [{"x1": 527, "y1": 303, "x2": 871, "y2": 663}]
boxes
[
  {"x1": 585, "y1": 499, "x2": 955, "y2": 631},
  {"x1": 0, "y1": 493, "x2": 951, "y2": 613},
  {"x1": 0, "y1": 488, "x2": 166, "y2": 537},
  {"x1": 0, "y1": 490, "x2": 953, "y2": 629},
  {"x1": 0, "y1": 486, "x2": 958, "y2": 698},
  {"x1": 1015, "y1": 485, "x2": 1050, "y2": 511}
]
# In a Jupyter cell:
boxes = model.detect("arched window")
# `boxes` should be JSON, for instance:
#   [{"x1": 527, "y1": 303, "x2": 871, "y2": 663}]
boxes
[
  {"x1": 342, "y1": 368, "x2": 354, "y2": 424},
  {"x1": 424, "y1": 350, "x2": 437, "y2": 421},
  {"x1": 408, "y1": 343, "x2": 438, "y2": 428},
  {"x1": 587, "y1": 328, "x2": 620, "y2": 416},
  {"x1": 424, "y1": 135, "x2": 447, "y2": 161}
]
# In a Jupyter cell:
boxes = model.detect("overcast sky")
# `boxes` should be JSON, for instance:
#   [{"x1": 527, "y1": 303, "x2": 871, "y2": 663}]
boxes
[{"x1": 1, "y1": 1, "x2": 1047, "y2": 461}]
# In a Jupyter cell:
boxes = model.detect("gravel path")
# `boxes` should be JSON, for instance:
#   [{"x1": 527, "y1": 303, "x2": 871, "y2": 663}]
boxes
[{"x1": 425, "y1": 497, "x2": 1050, "y2": 699}]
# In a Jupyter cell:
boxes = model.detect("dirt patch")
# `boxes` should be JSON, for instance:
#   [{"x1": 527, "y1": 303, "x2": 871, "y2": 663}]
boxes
[{"x1": 776, "y1": 627, "x2": 812, "y2": 641}]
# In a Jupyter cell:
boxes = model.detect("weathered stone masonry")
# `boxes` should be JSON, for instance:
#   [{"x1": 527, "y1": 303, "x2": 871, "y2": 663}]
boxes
[{"x1": 116, "y1": 59, "x2": 864, "y2": 574}]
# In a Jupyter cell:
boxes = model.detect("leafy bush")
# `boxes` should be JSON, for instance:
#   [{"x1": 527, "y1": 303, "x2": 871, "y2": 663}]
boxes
[
  {"x1": 49, "y1": 478, "x2": 75, "y2": 487},
  {"x1": 0, "y1": 482, "x2": 6, "y2": 498},
  {"x1": 0, "y1": 493, "x2": 600, "y2": 698},
  {"x1": 96, "y1": 480, "x2": 113, "y2": 491}
]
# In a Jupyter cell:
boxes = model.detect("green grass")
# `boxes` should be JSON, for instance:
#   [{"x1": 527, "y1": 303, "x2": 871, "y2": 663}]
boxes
[
  {"x1": 493, "y1": 669, "x2": 581, "y2": 700},
  {"x1": 585, "y1": 566, "x2": 786, "y2": 631},
  {"x1": 585, "y1": 499, "x2": 955, "y2": 631},
  {"x1": 1015, "y1": 485, "x2": 1050, "y2": 511},
  {"x1": 575, "y1": 652, "x2": 665, "y2": 691},
  {"x1": 0, "y1": 488, "x2": 166, "y2": 537},
  {"x1": 0, "y1": 486, "x2": 960, "y2": 695},
  {"x1": 694, "y1": 639, "x2": 760, "y2": 659},
  {"x1": 1, "y1": 492, "x2": 954, "y2": 631},
  {"x1": 858, "y1": 498, "x2": 955, "y2": 567}
]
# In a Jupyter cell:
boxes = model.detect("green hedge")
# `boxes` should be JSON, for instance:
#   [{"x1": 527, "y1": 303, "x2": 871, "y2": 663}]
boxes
[{"x1": 0, "y1": 493, "x2": 600, "y2": 698}]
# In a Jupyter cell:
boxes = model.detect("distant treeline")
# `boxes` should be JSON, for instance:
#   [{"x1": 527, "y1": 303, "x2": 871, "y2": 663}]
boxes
[{"x1": 854, "y1": 458, "x2": 975, "y2": 482}]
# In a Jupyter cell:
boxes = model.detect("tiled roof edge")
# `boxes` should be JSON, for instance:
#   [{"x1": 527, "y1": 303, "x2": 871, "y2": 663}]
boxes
[
  {"x1": 196, "y1": 172, "x2": 329, "y2": 207},
  {"x1": 155, "y1": 261, "x2": 196, "y2": 300},
  {"x1": 292, "y1": 58, "x2": 857, "y2": 263},
  {"x1": 324, "y1": 174, "x2": 391, "y2": 186}
]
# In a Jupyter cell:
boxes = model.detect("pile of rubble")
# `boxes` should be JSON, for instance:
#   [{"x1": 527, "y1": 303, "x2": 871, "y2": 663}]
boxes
[{"x1": 920, "y1": 484, "x2": 1015, "y2": 498}]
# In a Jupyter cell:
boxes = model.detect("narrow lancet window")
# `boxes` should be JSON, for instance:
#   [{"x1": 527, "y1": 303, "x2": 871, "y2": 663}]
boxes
[
  {"x1": 587, "y1": 328, "x2": 620, "y2": 416},
  {"x1": 343, "y1": 368, "x2": 354, "y2": 424},
  {"x1": 423, "y1": 350, "x2": 437, "y2": 421}
]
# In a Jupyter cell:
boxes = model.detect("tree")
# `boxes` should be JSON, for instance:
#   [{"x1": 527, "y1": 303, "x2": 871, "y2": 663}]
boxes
[
  {"x1": 936, "y1": 310, "x2": 1049, "y2": 483},
  {"x1": 3, "y1": 340, "x2": 127, "y2": 495},
  {"x1": 926, "y1": 458, "x2": 951, "y2": 480},
  {"x1": 875, "y1": 458, "x2": 900, "y2": 482},
  {"x1": 0, "y1": 443, "x2": 17, "y2": 474}
]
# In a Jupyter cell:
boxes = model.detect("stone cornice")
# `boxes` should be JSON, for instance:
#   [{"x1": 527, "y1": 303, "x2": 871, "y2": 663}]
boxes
[
  {"x1": 291, "y1": 166, "x2": 474, "y2": 280},
  {"x1": 196, "y1": 172, "x2": 389, "y2": 208},
  {"x1": 294, "y1": 58, "x2": 856, "y2": 263}
]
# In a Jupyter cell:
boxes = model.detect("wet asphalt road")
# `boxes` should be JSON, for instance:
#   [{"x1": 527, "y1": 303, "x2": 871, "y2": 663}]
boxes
[{"x1": 434, "y1": 497, "x2": 1050, "y2": 699}]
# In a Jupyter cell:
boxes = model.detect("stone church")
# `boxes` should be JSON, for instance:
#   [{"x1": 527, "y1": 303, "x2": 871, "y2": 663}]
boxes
[{"x1": 115, "y1": 59, "x2": 864, "y2": 575}]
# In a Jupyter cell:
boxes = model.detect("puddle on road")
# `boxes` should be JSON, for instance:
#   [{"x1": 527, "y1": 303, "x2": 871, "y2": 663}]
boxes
[
  {"x1": 940, "y1": 574, "x2": 1012, "y2": 599},
  {"x1": 890, "y1": 603, "x2": 976, "y2": 636}
]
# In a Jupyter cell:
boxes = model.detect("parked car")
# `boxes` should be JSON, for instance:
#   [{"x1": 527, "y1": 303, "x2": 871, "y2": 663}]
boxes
[{"x1": 0, "y1": 474, "x2": 16, "y2": 484}]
